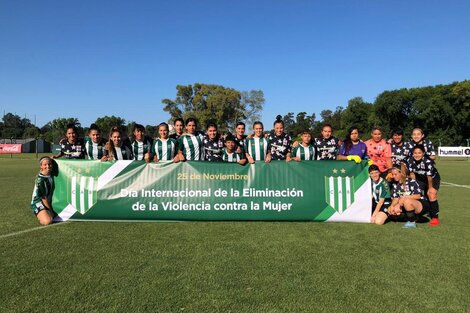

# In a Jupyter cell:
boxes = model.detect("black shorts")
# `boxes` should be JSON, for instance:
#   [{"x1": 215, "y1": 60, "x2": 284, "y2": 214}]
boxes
[
  {"x1": 432, "y1": 172, "x2": 441, "y2": 190},
  {"x1": 418, "y1": 172, "x2": 441, "y2": 191},
  {"x1": 418, "y1": 199, "x2": 430, "y2": 215},
  {"x1": 372, "y1": 199, "x2": 392, "y2": 215}
]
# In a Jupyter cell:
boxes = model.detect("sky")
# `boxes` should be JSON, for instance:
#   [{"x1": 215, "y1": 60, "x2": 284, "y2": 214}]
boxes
[{"x1": 1, "y1": 0, "x2": 469, "y2": 130}]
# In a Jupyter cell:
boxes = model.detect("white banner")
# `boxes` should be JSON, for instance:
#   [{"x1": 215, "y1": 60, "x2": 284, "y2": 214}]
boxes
[{"x1": 438, "y1": 147, "x2": 470, "y2": 157}]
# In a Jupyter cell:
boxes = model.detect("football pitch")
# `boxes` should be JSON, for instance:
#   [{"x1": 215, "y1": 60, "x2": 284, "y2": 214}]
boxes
[{"x1": 1, "y1": 155, "x2": 469, "y2": 313}]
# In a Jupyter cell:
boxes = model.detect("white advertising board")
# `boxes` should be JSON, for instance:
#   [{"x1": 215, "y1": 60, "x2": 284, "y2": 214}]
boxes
[{"x1": 438, "y1": 147, "x2": 470, "y2": 157}]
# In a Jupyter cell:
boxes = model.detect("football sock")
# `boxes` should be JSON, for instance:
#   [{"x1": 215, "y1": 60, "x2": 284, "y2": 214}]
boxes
[
  {"x1": 429, "y1": 201, "x2": 439, "y2": 219},
  {"x1": 405, "y1": 210, "x2": 416, "y2": 223}
]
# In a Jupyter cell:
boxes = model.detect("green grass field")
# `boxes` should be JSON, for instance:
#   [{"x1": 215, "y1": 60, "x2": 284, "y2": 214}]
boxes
[{"x1": 1, "y1": 156, "x2": 469, "y2": 312}]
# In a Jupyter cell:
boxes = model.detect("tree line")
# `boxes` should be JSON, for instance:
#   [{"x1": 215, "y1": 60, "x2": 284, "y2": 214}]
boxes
[
  {"x1": 0, "y1": 84, "x2": 265, "y2": 144},
  {"x1": 282, "y1": 80, "x2": 469, "y2": 145},
  {"x1": 1, "y1": 81, "x2": 468, "y2": 145}
]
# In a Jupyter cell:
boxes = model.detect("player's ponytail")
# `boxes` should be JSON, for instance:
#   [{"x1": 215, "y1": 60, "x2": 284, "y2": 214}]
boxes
[
  {"x1": 400, "y1": 163, "x2": 409, "y2": 188},
  {"x1": 107, "y1": 126, "x2": 122, "y2": 160},
  {"x1": 273, "y1": 115, "x2": 284, "y2": 127}
]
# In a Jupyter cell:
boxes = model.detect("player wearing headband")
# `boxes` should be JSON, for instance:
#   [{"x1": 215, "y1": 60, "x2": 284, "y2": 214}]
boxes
[
  {"x1": 31, "y1": 157, "x2": 55, "y2": 225},
  {"x1": 389, "y1": 165, "x2": 430, "y2": 228}
]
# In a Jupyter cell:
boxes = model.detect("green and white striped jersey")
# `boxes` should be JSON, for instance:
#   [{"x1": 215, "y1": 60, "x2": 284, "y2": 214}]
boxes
[
  {"x1": 84, "y1": 137, "x2": 106, "y2": 160},
  {"x1": 131, "y1": 137, "x2": 152, "y2": 161},
  {"x1": 372, "y1": 178, "x2": 391, "y2": 203},
  {"x1": 31, "y1": 174, "x2": 54, "y2": 211},
  {"x1": 245, "y1": 137, "x2": 270, "y2": 161},
  {"x1": 152, "y1": 138, "x2": 178, "y2": 161},
  {"x1": 222, "y1": 149, "x2": 244, "y2": 163},
  {"x1": 107, "y1": 144, "x2": 133, "y2": 160},
  {"x1": 291, "y1": 144, "x2": 315, "y2": 160},
  {"x1": 179, "y1": 134, "x2": 204, "y2": 161}
]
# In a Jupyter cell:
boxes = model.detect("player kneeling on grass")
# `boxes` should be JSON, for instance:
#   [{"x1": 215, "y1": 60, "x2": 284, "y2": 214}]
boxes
[
  {"x1": 369, "y1": 165, "x2": 392, "y2": 225},
  {"x1": 31, "y1": 157, "x2": 55, "y2": 225},
  {"x1": 389, "y1": 164, "x2": 430, "y2": 229}
]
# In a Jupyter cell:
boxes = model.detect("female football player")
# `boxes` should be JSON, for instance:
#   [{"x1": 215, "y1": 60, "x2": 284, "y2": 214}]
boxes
[
  {"x1": 287, "y1": 131, "x2": 315, "y2": 161},
  {"x1": 31, "y1": 157, "x2": 55, "y2": 225},
  {"x1": 268, "y1": 115, "x2": 292, "y2": 161},
  {"x1": 337, "y1": 127, "x2": 368, "y2": 163},
  {"x1": 406, "y1": 145, "x2": 441, "y2": 226},
  {"x1": 152, "y1": 123, "x2": 179, "y2": 162},
  {"x1": 389, "y1": 164, "x2": 429, "y2": 228},
  {"x1": 203, "y1": 123, "x2": 225, "y2": 162},
  {"x1": 104, "y1": 127, "x2": 133, "y2": 160},
  {"x1": 365, "y1": 127, "x2": 392, "y2": 177},
  {"x1": 84, "y1": 123, "x2": 107, "y2": 160},
  {"x1": 177, "y1": 118, "x2": 205, "y2": 161},
  {"x1": 405, "y1": 128, "x2": 436, "y2": 161},
  {"x1": 53, "y1": 124, "x2": 85, "y2": 159},
  {"x1": 245, "y1": 121, "x2": 271, "y2": 164}
]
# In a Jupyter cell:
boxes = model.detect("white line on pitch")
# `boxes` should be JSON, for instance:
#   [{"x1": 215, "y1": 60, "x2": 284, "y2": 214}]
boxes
[
  {"x1": 441, "y1": 181, "x2": 470, "y2": 188},
  {"x1": 0, "y1": 222, "x2": 68, "y2": 240}
]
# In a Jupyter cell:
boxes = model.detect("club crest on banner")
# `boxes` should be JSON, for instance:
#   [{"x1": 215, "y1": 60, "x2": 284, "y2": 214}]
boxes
[
  {"x1": 69, "y1": 175, "x2": 98, "y2": 215},
  {"x1": 56, "y1": 160, "x2": 134, "y2": 220},
  {"x1": 324, "y1": 169, "x2": 355, "y2": 214}
]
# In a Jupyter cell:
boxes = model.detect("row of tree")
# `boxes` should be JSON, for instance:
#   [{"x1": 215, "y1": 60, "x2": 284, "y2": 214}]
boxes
[
  {"x1": 1, "y1": 81, "x2": 468, "y2": 145},
  {"x1": 0, "y1": 114, "x2": 164, "y2": 144},
  {"x1": 0, "y1": 84, "x2": 265, "y2": 143},
  {"x1": 281, "y1": 81, "x2": 469, "y2": 145}
]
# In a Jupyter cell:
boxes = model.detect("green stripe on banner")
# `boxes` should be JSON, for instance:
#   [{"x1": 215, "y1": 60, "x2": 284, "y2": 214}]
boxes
[
  {"x1": 68, "y1": 175, "x2": 96, "y2": 214},
  {"x1": 52, "y1": 160, "x2": 372, "y2": 222}
]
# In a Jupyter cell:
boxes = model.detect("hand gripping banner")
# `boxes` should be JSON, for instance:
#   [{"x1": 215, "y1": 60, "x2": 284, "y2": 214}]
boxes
[{"x1": 52, "y1": 160, "x2": 372, "y2": 222}]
